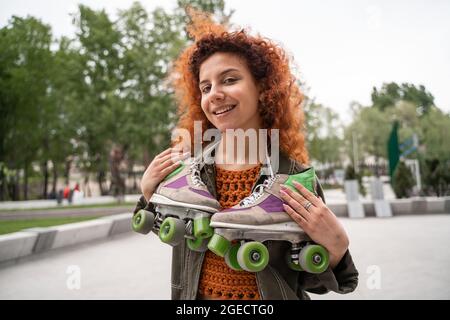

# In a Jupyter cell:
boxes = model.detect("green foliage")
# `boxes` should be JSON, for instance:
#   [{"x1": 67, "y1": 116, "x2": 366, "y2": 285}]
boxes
[
  {"x1": 392, "y1": 161, "x2": 415, "y2": 198},
  {"x1": 347, "y1": 82, "x2": 449, "y2": 196},
  {"x1": 371, "y1": 82, "x2": 435, "y2": 115},
  {"x1": 421, "y1": 159, "x2": 450, "y2": 197},
  {"x1": 344, "y1": 105, "x2": 391, "y2": 172},
  {"x1": 0, "y1": 216, "x2": 99, "y2": 235},
  {"x1": 344, "y1": 165, "x2": 356, "y2": 180},
  {"x1": 0, "y1": 1, "x2": 232, "y2": 200},
  {"x1": 303, "y1": 100, "x2": 343, "y2": 166}
]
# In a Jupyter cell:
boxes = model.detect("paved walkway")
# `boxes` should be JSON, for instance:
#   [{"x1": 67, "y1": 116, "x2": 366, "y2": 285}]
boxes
[{"x1": 1, "y1": 215, "x2": 449, "y2": 299}]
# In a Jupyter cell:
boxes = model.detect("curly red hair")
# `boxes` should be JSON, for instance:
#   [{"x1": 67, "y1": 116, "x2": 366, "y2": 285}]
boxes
[{"x1": 171, "y1": 10, "x2": 309, "y2": 164}]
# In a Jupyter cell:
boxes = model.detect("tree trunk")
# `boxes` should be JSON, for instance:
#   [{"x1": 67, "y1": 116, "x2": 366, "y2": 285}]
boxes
[
  {"x1": 133, "y1": 170, "x2": 137, "y2": 193},
  {"x1": 8, "y1": 170, "x2": 20, "y2": 201},
  {"x1": 51, "y1": 161, "x2": 58, "y2": 199},
  {"x1": 109, "y1": 145, "x2": 126, "y2": 202},
  {"x1": 97, "y1": 170, "x2": 107, "y2": 195},
  {"x1": 0, "y1": 164, "x2": 4, "y2": 201},
  {"x1": 23, "y1": 164, "x2": 28, "y2": 200},
  {"x1": 42, "y1": 160, "x2": 49, "y2": 199},
  {"x1": 64, "y1": 158, "x2": 72, "y2": 185},
  {"x1": 84, "y1": 173, "x2": 92, "y2": 197}
]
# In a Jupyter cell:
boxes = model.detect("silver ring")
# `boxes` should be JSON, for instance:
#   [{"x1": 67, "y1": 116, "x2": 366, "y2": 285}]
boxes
[{"x1": 304, "y1": 201, "x2": 313, "y2": 210}]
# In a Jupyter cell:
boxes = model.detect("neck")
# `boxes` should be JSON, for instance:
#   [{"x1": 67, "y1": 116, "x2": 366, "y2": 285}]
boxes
[{"x1": 215, "y1": 129, "x2": 266, "y2": 169}]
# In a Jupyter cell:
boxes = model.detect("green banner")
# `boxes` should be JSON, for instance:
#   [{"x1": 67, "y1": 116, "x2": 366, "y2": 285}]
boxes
[{"x1": 388, "y1": 121, "x2": 400, "y2": 178}]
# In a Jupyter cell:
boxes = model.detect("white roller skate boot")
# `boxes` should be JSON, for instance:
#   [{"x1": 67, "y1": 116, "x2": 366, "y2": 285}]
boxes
[
  {"x1": 207, "y1": 167, "x2": 329, "y2": 273},
  {"x1": 133, "y1": 156, "x2": 221, "y2": 252}
]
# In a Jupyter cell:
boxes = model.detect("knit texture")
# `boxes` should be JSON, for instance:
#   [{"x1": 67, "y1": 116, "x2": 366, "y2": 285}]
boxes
[{"x1": 197, "y1": 164, "x2": 262, "y2": 300}]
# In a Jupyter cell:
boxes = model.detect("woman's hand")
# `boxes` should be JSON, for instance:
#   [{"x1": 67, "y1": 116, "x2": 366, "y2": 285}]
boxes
[
  {"x1": 280, "y1": 182, "x2": 349, "y2": 269},
  {"x1": 141, "y1": 147, "x2": 190, "y2": 201}
]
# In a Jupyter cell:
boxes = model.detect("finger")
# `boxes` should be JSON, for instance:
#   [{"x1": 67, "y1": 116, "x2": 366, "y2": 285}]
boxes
[
  {"x1": 157, "y1": 155, "x2": 185, "y2": 172},
  {"x1": 280, "y1": 189, "x2": 310, "y2": 220},
  {"x1": 159, "y1": 151, "x2": 189, "y2": 165},
  {"x1": 160, "y1": 160, "x2": 182, "y2": 176},
  {"x1": 283, "y1": 204, "x2": 307, "y2": 227},
  {"x1": 154, "y1": 147, "x2": 174, "y2": 161},
  {"x1": 292, "y1": 181, "x2": 321, "y2": 206},
  {"x1": 281, "y1": 185, "x2": 315, "y2": 210}
]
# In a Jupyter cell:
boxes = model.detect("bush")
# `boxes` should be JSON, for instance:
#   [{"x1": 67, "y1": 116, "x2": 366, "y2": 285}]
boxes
[
  {"x1": 344, "y1": 165, "x2": 356, "y2": 180},
  {"x1": 422, "y1": 159, "x2": 450, "y2": 196},
  {"x1": 392, "y1": 161, "x2": 415, "y2": 198}
]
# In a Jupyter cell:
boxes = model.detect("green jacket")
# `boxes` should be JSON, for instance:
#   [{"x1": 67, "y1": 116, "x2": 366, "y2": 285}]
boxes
[{"x1": 133, "y1": 150, "x2": 359, "y2": 300}]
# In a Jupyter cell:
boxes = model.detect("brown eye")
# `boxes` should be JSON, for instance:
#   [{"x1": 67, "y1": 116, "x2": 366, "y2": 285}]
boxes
[
  {"x1": 224, "y1": 78, "x2": 236, "y2": 84},
  {"x1": 201, "y1": 85, "x2": 211, "y2": 94}
]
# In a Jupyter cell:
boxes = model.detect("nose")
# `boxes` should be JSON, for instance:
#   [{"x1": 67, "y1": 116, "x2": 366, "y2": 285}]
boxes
[{"x1": 209, "y1": 85, "x2": 225, "y2": 104}]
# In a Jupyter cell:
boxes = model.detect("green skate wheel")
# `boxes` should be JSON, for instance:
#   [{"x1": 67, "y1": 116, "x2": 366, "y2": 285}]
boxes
[
  {"x1": 187, "y1": 237, "x2": 209, "y2": 252},
  {"x1": 224, "y1": 242, "x2": 243, "y2": 271},
  {"x1": 132, "y1": 210, "x2": 155, "y2": 234},
  {"x1": 237, "y1": 241, "x2": 269, "y2": 272},
  {"x1": 159, "y1": 217, "x2": 185, "y2": 246},
  {"x1": 285, "y1": 251, "x2": 303, "y2": 272},
  {"x1": 207, "y1": 233, "x2": 231, "y2": 257},
  {"x1": 193, "y1": 216, "x2": 213, "y2": 239},
  {"x1": 299, "y1": 244, "x2": 329, "y2": 274}
]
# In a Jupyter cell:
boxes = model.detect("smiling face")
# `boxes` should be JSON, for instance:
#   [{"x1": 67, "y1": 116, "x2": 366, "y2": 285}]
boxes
[{"x1": 198, "y1": 52, "x2": 262, "y2": 132}]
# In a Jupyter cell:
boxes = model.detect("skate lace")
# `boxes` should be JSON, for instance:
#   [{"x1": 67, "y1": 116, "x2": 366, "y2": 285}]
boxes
[
  {"x1": 240, "y1": 175, "x2": 278, "y2": 207},
  {"x1": 189, "y1": 161, "x2": 205, "y2": 187}
]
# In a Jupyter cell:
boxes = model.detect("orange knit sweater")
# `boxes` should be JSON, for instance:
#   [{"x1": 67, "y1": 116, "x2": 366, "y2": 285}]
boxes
[{"x1": 197, "y1": 164, "x2": 262, "y2": 300}]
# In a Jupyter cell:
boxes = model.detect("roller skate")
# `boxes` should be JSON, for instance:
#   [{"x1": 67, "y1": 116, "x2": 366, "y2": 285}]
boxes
[
  {"x1": 132, "y1": 157, "x2": 221, "y2": 252},
  {"x1": 207, "y1": 167, "x2": 330, "y2": 273}
]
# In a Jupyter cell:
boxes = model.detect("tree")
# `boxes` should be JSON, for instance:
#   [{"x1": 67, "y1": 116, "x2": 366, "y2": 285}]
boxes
[
  {"x1": 0, "y1": 2, "x2": 234, "y2": 200},
  {"x1": 344, "y1": 106, "x2": 391, "y2": 175},
  {"x1": 46, "y1": 37, "x2": 83, "y2": 198},
  {"x1": 392, "y1": 161, "x2": 415, "y2": 198},
  {"x1": 0, "y1": 16, "x2": 53, "y2": 200},
  {"x1": 371, "y1": 82, "x2": 435, "y2": 115},
  {"x1": 303, "y1": 99, "x2": 343, "y2": 168}
]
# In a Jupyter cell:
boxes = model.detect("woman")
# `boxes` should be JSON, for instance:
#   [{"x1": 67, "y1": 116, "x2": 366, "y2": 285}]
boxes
[{"x1": 134, "y1": 11, "x2": 358, "y2": 300}]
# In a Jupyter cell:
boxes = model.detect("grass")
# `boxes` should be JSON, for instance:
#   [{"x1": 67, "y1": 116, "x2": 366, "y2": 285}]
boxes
[
  {"x1": 0, "y1": 216, "x2": 100, "y2": 235},
  {"x1": 0, "y1": 202, "x2": 136, "y2": 212}
]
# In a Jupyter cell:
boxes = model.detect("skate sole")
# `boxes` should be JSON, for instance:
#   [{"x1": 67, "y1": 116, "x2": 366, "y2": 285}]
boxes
[
  {"x1": 210, "y1": 220, "x2": 303, "y2": 232},
  {"x1": 213, "y1": 227, "x2": 310, "y2": 243},
  {"x1": 150, "y1": 193, "x2": 219, "y2": 213}
]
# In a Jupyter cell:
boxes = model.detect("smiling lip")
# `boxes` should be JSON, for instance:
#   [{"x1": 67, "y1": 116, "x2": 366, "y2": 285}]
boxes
[{"x1": 213, "y1": 104, "x2": 237, "y2": 116}]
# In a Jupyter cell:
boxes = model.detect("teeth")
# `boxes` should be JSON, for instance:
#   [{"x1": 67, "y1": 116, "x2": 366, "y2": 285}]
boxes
[{"x1": 214, "y1": 105, "x2": 235, "y2": 115}]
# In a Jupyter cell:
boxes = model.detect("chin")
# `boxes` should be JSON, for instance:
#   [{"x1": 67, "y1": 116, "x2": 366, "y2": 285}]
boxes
[{"x1": 216, "y1": 123, "x2": 240, "y2": 133}]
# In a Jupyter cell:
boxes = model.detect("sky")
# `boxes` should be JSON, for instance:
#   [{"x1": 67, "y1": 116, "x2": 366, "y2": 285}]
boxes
[{"x1": 1, "y1": 0, "x2": 450, "y2": 122}]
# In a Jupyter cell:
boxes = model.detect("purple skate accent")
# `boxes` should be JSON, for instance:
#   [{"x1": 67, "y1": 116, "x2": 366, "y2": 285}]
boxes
[
  {"x1": 165, "y1": 176, "x2": 188, "y2": 189},
  {"x1": 259, "y1": 194, "x2": 285, "y2": 213},
  {"x1": 189, "y1": 187, "x2": 215, "y2": 199},
  {"x1": 223, "y1": 194, "x2": 284, "y2": 213}
]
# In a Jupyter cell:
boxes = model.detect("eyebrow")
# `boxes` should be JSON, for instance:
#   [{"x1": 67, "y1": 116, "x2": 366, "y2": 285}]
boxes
[{"x1": 199, "y1": 68, "x2": 240, "y2": 86}]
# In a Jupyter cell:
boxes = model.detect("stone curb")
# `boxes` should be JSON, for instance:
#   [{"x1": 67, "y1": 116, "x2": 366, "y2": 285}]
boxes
[
  {"x1": 1, "y1": 197, "x2": 449, "y2": 264},
  {"x1": 0, "y1": 213, "x2": 132, "y2": 264},
  {"x1": 328, "y1": 197, "x2": 450, "y2": 218}
]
